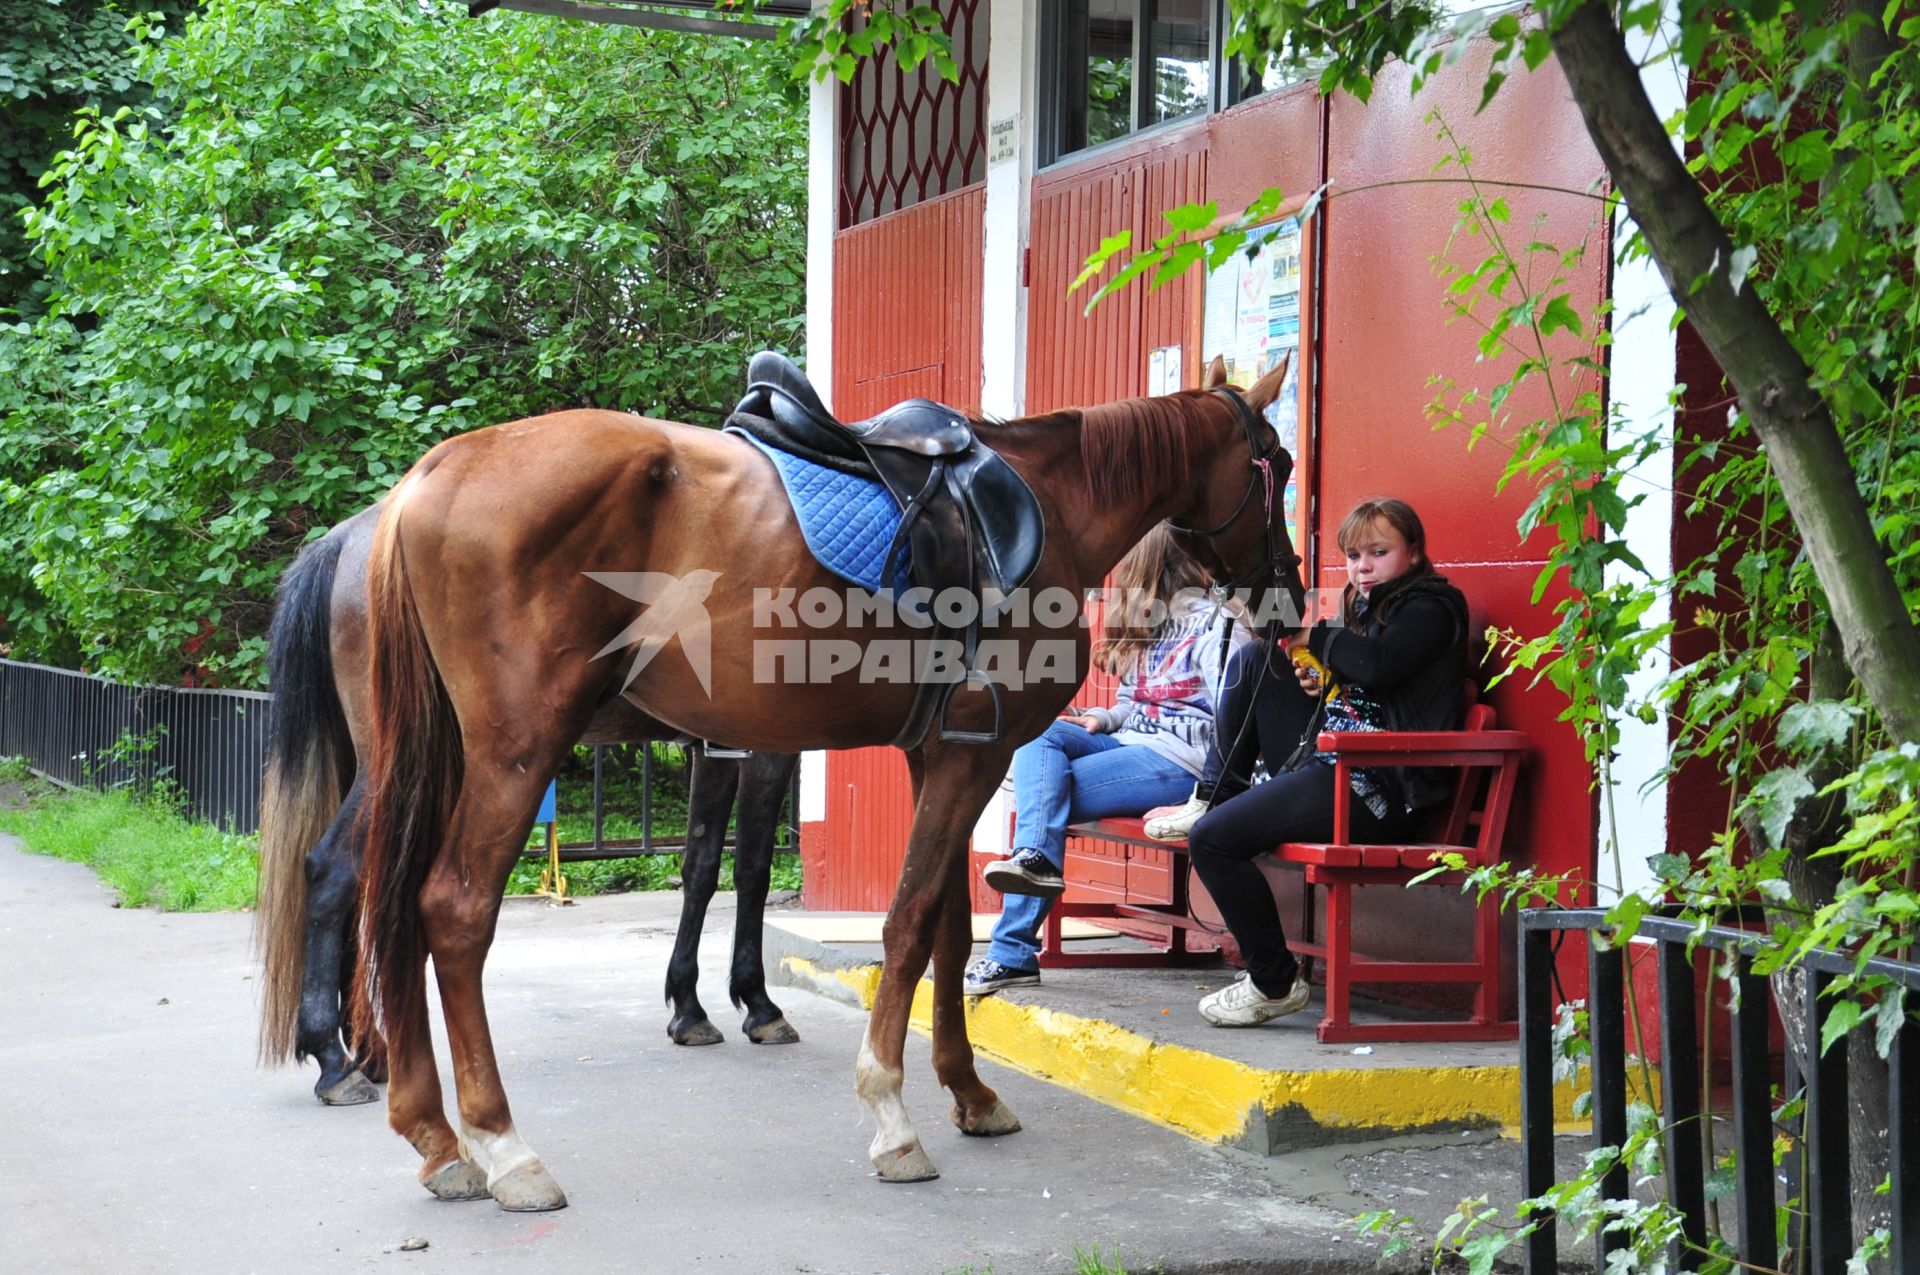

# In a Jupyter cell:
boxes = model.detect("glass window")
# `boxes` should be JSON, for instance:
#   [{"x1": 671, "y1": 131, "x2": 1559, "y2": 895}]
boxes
[
  {"x1": 1148, "y1": 0, "x2": 1211, "y2": 124},
  {"x1": 1045, "y1": 0, "x2": 1221, "y2": 164}
]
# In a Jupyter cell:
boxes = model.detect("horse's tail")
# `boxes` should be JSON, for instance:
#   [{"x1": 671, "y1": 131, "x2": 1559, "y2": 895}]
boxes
[
  {"x1": 350, "y1": 490, "x2": 464, "y2": 1060},
  {"x1": 255, "y1": 530, "x2": 353, "y2": 1066}
]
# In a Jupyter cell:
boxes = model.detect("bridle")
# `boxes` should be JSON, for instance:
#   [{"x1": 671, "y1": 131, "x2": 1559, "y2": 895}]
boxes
[{"x1": 1168, "y1": 385, "x2": 1302, "y2": 595}]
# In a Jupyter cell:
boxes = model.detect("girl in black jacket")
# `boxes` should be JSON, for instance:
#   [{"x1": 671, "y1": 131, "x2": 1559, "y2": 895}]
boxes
[{"x1": 1147, "y1": 498, "x2": 1469, "y2": 1027}]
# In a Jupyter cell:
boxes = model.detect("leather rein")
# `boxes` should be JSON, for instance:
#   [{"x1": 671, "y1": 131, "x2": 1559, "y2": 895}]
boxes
[{"x1": 1168, "y1": 385, "x2": 1302, "y2": 595}]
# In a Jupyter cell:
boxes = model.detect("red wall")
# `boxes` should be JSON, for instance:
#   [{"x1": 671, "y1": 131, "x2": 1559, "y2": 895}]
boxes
[
  {"x1": 800, "y1": 184, "x2": 987, "y2": 911},
  {"x1": 1017, "y1": 47, "x2": 1607, "y2": 1000}
]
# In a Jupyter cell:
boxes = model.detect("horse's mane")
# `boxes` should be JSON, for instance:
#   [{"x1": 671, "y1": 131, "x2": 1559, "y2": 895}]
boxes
[{"x1": 1073, "y1": 390, "x2": 1212, "y2": 505}]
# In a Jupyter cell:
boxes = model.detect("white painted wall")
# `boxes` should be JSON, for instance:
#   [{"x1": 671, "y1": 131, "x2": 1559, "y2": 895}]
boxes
[
  {"x1": 969, "y1": 0, "x2": 1040, "y2": 861},
  {"x1": 801, "y1": 12, "x2": 839, "y2": 823},
  {"x1": 1598, "y1": 2, "x2": 1685, "y2": 899}
]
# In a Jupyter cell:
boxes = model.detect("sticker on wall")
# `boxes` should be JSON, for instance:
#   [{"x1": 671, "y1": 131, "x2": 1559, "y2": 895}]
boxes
[
  {"x1": 1202, "y1": 218, "x2": 1302, "y2": 452},
  {"x1": 988, "y1": 117, "x2": 1017, "y2": 167},
  {"x1": 1147, "y1": 344, "x2": 1184, "y2": 395}
]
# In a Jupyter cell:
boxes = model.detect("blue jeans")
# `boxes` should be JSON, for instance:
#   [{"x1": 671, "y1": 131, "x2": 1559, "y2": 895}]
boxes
[{"x1": 987, "y1": 719, "x2": 1194, "y2": 972}]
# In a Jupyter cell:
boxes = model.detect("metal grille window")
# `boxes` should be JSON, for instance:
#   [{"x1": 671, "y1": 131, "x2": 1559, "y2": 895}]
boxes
[{"x1": 838, "y1": 0, "x2": 989, "y2": 228}]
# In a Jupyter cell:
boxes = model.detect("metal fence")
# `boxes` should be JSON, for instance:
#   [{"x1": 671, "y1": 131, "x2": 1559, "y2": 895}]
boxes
[
  {"x1": 0, "y1": 658, "x2": 272, "y2": 831},
  {"x1": 1518, "y1": 908, "x2": 1919, "y2": 1273},
  {"x1": 0, "y1": 658, "x2": 798, "y2": 852}
]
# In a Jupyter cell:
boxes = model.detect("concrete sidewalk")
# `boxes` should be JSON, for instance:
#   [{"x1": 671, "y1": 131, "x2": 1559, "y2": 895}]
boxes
[
  {"x1": 765, "y1": 914, "x2": 1578, "y2": 1159},
  {"x1": 0, "y1": 837, "x2": 1591, "y2": 1273}
]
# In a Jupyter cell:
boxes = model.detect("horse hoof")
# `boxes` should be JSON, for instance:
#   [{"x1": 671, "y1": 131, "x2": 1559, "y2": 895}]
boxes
[
  {"x1": 953, "y1": 1098, "x2": 1022, "y2": 1138},
  {"x1": 669, "y1": 1017, "x2": 725, "y2": 1046},
  {"x1": 491, "y1": 1163, "x2": 569, "y2": 1212},
  {"x1": 317, "y1": 1069, "x2": 380, "y2": 1107},
  {"x1": 421, "y1": 1158, "x2": 490, "y2": 1202},
  {"x1": 872, "y1": 1141, "x2": 940, "y2": 1183},
  {"x1": 746, "y1": 1016, "x2": 800, "y2": 1045}
]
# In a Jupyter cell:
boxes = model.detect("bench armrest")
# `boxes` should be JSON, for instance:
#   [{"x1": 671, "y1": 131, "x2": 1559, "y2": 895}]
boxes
[{"x1": 1316, "y1": 729, "x2": 1528, "y2": 759}]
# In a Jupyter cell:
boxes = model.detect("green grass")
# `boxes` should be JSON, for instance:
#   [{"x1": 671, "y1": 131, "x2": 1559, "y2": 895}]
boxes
[
  {"x1": 0, "y1": 779, "x2": 258, "y2": 911},
  {"x1": 0, "y1": 747, "x2": 799, "y2": 910}
]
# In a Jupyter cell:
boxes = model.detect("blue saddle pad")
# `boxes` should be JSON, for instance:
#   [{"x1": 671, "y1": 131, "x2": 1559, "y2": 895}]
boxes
[{"x1": 742, "y1": 433, "x2": 911, "y2": 592}]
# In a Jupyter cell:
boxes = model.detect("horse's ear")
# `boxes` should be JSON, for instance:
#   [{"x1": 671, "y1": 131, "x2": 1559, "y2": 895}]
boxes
[
  {"x1": 1245, "y1": 350, "x2": 1292, "y2": 412},
  {"x1": 1203, "y1": 354, "x2": 1228, "y2": 390}
]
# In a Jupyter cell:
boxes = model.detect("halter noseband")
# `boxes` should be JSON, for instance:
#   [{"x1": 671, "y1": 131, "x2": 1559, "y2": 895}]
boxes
[{"x1": 1168, "y1": 385, "x2": 1301, "y2": 592}]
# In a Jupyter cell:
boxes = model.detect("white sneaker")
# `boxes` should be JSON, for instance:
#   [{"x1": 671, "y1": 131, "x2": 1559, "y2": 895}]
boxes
[
  {"x1": 1198, "y1": 971, "x2": 1312, "y2": 1027},
  {"x1": 1143, "y1": 787, "x2": 1210, "y2": 842}
]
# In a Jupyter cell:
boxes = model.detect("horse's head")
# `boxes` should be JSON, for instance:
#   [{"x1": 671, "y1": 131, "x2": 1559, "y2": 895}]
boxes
[{"x1": 1167, "y1": 353, "x2": 1305, "y2": 628}]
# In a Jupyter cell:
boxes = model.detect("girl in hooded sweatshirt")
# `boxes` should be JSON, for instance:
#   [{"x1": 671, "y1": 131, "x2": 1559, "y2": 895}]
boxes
[
  {"x1": 966, "y1": 525, "x2": 1253, "y2": 996},
  {"x1": 1144, "y1": 498, "x2": 1469, "y2": 1027}
]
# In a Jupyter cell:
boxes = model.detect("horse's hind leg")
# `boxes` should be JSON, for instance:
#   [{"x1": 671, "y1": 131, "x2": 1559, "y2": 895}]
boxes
[
  {"x1": 731, "y1": 751, "x2": 800, "y2": 1045},
  {"x1": 299, "y1": 780, "x2": 379, "y2": 1106},
  {"x1": 858, "y1": 746, "x2": 1013, "y2": 1182},
  {"x1": 666, "y1": 748, "x2": 737, "y2": 1046},
  {"x1": 420, "y1": 760, "x2": 570, "y2": 1211}
]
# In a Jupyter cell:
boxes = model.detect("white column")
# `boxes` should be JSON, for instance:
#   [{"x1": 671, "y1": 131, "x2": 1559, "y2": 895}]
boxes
[
  {"x1": 1599, "y1": 3, "x2": 1684, "y2": 899},
  {"x1": 805, "y1": 42, "x2": 838, "y2": 407},
  {"x1": 801, "y1": 17, "x2": 840, "y2": 815},
  {"x1": 970, "y1": 0, "x2": 1039, "y2": 860}
]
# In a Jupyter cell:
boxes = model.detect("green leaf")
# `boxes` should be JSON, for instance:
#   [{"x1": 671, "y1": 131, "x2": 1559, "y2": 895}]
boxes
[
  {"x1": 1820, "y1": 998, "x2": 1863, "y2": 1055},
  {"x1": 1779, "y1": 701, "x2": 1857, "y2": 754},
  {"x1": 1749, "y1": 768, "x2": 1816, "y2": 847}
]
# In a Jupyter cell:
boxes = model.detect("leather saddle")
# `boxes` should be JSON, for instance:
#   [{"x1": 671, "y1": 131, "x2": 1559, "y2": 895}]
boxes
[{"x1": 726, "y1": 351, "x2": 1046, "y2": 748}]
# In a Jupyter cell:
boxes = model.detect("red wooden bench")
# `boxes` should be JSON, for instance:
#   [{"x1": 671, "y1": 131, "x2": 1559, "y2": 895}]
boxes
[{"x1": 1054, "y1": 700, "x2": 1526, "y2": 1044}]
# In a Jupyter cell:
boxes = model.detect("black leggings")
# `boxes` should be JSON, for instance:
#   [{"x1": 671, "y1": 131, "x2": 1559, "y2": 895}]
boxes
[{"x1": 1189, "y1": 641, "x2": 1412, "y2": 997}]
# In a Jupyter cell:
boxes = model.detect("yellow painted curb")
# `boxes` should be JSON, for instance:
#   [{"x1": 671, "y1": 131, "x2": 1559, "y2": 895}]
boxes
[{"x1": 780, "y1": 955, "x2": 1587, "y2": 1146}]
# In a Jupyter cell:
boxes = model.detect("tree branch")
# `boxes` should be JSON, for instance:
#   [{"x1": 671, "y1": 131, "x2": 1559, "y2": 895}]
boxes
[{"x1": 1549, "y1": 0, "x2": 1920, "y2": 742}]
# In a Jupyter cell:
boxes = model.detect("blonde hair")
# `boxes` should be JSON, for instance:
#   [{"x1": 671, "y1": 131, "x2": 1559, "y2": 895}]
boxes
[
  {"x1": 1094, "y1": 525, "x2": 1229, "y2": 676},
  {"x1": 1336, "y1": 498, "x2": 1433, "y2": 627}
]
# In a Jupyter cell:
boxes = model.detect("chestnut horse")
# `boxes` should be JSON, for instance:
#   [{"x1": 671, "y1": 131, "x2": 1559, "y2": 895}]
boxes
[
  {"x1": 254, "y1": 505, "x2": 804, "y2": 1105},
  {"x1": 350, "y1": 356, "x2": 1301, "y2": 1209}
]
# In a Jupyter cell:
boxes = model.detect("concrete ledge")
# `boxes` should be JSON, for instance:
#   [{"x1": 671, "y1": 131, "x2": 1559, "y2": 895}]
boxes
[{"x1": 764, "y1": 914, "x2": 1585, "y2": 1158}]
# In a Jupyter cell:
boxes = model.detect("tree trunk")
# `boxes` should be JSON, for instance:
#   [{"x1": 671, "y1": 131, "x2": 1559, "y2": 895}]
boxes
[{"x1": 1548, "y1": 0, "x2": 1920, "y2": 744}]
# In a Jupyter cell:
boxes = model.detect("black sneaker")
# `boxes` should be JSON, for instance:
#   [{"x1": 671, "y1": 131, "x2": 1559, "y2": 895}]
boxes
[
  {"x1": 982, "y1": 848, "x2": 1066, "y2": 898},
  {"x1": 964, "y1": 957, "x2": 1041, "y2": 996}
]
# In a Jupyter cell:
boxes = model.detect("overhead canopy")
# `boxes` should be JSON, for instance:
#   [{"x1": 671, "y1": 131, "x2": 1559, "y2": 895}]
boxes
[{"x1": 469, "y1": 0, "x2": 811, "y2": 40}]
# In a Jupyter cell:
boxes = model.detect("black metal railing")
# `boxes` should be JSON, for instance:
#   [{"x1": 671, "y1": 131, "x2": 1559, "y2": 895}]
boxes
[
  {"x1": 1, "y1": 658, "x2": 800, "y2": 853},
  {"x1": 1519, "y1": 908, "x2": 1920, "y2": 1273},
  {"x1": 0, "y1": 657, "x2": 272, "y2": 830}
]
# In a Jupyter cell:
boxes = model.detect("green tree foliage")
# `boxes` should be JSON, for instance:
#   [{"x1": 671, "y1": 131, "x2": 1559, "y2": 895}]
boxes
[
  {"x1": 1066, "y1": 0, "x2": 1919, "y2": 1264},
  {"x1": 0, "y1": 0, "x2": 197, "y2": 317},
  {"x1": 0, "y1": 0, "x2": 806, "y2": 685}
]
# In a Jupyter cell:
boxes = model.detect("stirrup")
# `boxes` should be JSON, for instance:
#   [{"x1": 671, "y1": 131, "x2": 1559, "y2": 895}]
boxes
[
  {"x1": 937, "y1": 672, "x2": 1005, "y2": 744},
  {"x1": 701, "y1": 741, "x2": 753, "y2": 759}
]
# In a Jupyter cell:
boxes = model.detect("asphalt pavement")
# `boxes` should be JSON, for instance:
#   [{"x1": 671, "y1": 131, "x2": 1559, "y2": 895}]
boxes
[{"x1": 0, "y1": 836, "x2": 1583, "y2": 1274}]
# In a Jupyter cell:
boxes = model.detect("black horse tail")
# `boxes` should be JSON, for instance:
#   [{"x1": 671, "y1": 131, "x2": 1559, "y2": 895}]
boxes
[{"x1": 255, "y1": 529, "x2": 353, "y2": 1066}]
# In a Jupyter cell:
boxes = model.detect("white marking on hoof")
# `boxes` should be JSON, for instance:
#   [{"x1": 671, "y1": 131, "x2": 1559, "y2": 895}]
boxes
[
  {"x1": 953, "y1": 1098, "x2": 1022, "y2": 1137},
  {"x1": 856, "y1": 1036, "x2": 934, "y2": 1180},
  {"x1": 459, "y1": 1121, "x2": 540, "y2": 1190},
  {"x1": 421, "y1": 1158, "x2": 490, "y2": 1201},
  {"x1": 490, "y1": 1162, "x2": 569, "y2": 1212}
]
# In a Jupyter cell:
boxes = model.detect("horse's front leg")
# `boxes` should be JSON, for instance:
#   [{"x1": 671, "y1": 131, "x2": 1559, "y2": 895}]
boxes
[
  {"x1": 299, "y1": 781, "x2": 379, "y2": 1105},
  {"x1": 857, "y1": 746, "x2": 1010, "y2": 1182},
  {"x1": 933, "y1": 840, "x2": 1021, "y2": 1137},
  {"x1": 666, "y1": 749, "x2": 737, "y2": 1045},
  {"x1": 421, "y1": 763, "x2": 569, "y2": 1211},
  {"x1": 730, "y1": 751, "x2": 800, "y2": 1044}
]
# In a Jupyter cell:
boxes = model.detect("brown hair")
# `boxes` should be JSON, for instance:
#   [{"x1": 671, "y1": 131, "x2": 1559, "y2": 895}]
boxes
[
  {"x1": 1335, "y1": 498, "x2": 1434, "y2": 627},
  {"x1": 1094, "y1": 525, "x2": 1227, "y2": 676}
]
